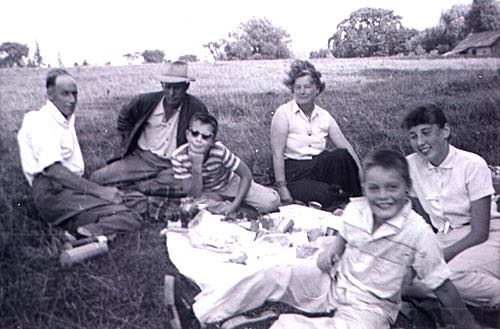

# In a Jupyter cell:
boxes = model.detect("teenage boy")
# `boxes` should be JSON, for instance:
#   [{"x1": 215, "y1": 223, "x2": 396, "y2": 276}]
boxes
[
  {"x1": 171, "y1": 113, "x2": 280, "y2": 215},
  {"x1": 192, "y1": 150, "x2": 480, "y2": 329},
  {"x1": 402, "y1": 103, "x2": 500, "y2": 308}
]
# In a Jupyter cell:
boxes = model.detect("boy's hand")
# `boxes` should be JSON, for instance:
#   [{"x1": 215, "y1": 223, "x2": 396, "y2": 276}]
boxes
[
  {"x1": 207, "y1": 200, "x2": 235, "y2": 216},
  {"x1": 189, "y1": 150, "x2": 205, "y2": 166},
  {"x1": 220, "y1": 202, "x2": 238, "y2": 216},
  {"x1": 211, "y1": 201, "x2": 238, "y2": 216},
  {"x1": 316, "y1": 250, "x2": 339, "y2": 273}
]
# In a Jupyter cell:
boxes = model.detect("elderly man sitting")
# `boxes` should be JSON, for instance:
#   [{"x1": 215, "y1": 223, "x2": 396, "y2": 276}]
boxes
[{"x1": 17, "y1": 68, "x2": 147, "y2": 238}]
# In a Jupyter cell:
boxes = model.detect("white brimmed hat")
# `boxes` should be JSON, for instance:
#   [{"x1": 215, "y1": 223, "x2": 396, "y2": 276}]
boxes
[{"x1": 160, "y1": 61, "x2": 195, "y2": 83}]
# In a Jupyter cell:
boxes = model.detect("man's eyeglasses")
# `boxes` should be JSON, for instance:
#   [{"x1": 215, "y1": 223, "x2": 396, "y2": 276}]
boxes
[{"x1": 188, "y1": 128, "x2": 213, "y2": 140}]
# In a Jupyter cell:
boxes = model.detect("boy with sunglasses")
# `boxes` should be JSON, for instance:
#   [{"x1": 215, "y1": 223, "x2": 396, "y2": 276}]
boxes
[{"x1": 171, "y1": 113, "x2": 280, "y2": 215}]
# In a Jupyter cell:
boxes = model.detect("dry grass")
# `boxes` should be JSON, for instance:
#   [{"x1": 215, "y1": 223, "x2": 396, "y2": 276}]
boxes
[{"x1": 1, "y1": 57, "x2": 499, "y2": 329}]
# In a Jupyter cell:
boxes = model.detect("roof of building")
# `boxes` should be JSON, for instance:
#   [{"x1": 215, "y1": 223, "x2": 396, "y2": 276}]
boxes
[{"x1": 444, "y1": 30, "x2": 500, "y2": 56}]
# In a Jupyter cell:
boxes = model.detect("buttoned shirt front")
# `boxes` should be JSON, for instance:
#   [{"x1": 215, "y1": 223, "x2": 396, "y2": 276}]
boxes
[
  {"x1": 334, "y1": 197, "x2": 450, "y2": 321},
  {"x1": 407, "y1": 145, "x2": 498, "y2": 232},
  {"x1": 272, "y1": 100, "x2": 341, "y2": 160},
  {"x1": 137, "y1": 97, "x2": 180, "y2": 159},
  {"x1": 17, "y1": 100, "x2": 84, "y2": 186}
]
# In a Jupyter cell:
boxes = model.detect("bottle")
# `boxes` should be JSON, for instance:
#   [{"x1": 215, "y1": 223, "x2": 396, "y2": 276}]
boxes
[
  {"x1": 60, "y1": 236, "x2": 108, "y2": 267},
  {"x1": 180, "y1": 197, "x2": 200, "y2": 228}
]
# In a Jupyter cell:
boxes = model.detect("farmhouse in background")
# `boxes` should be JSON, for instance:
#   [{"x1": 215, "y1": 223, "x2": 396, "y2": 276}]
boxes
[{"x1": 444, "y1": 30, "x2": 500, "y2": 57}]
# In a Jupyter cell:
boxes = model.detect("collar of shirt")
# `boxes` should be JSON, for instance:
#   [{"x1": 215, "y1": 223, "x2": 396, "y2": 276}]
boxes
[
  {"x1": 159, "y1": 96, "x2": 181, "y2": 121},
  {"x1": 345, "y1": 197, "x2": 411, "y2": 239},
  {"x1": 426, "y1": 145, "x2": 456, "y2": 171},
  {"x1": 292, "y1": 101, "x2": 319, "y2": 121},
  {"x1": 44, "y1": 100, "x2": 74, "y2": 128}
]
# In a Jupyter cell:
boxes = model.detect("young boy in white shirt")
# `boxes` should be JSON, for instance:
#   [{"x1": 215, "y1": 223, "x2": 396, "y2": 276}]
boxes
[
  {"x1": 402, "y1": 103, "x2": 500, "y2": 308},
  {"x1": 171, "y1": 113, "x2": 280, "y2": 215},
  {"x1": 192, "y1": 150, "x2": 480, "y2": 329}
]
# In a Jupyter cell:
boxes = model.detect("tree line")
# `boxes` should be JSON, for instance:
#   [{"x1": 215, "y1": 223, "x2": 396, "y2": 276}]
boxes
[{"x1": 1, "y1": 0, "x2": 499, "y2": 68}]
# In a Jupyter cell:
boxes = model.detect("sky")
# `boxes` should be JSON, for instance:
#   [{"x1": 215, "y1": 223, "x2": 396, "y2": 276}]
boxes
[{"x1": 1, "y1": 0, "x2": 472, "y2": 66}]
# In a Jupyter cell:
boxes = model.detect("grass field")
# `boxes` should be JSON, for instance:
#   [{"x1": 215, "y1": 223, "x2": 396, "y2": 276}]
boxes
[{"x1": 1, "y1": 57, "x2": 499, "y2": 329}]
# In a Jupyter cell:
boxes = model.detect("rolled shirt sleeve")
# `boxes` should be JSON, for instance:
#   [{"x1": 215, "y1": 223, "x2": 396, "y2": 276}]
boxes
[{"x1": 412, "y1": 223, "x2": 452, "y2": 290}]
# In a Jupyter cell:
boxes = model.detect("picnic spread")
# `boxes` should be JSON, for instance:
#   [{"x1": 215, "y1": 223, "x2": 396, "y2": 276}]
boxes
[{"x1": 164, "y1": 204, "x2": 342, "y2": 293}]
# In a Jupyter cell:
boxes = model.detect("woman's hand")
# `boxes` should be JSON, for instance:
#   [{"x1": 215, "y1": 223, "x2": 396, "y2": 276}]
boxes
[{"x1": 277, "y1": 186, "x2": 293, "y2": 205}]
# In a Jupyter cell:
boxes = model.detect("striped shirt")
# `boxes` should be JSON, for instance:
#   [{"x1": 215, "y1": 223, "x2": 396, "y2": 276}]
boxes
[{"x1": 171, "y1": 141, "x2": 241, "y2": 192}]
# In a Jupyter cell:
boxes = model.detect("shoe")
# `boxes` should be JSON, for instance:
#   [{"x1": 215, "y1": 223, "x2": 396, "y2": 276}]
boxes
[
  {"x1": 221, "y1": 310, "x2": 278, "y2": 329},
  {"x1": 76, "y1": 226, "x2": 96, "y2": 238},
  {"x1": 164, "y1": 274, "x2": 182, "y2": 329},
  {"x1": 63, "y1": 231, "x2": 77, "y2": 242}
]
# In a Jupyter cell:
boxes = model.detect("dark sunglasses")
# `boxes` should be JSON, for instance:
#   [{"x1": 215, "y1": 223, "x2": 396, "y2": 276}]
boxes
[{"x1": 188, "y1": 128, "x2": 213, "y2": 140}]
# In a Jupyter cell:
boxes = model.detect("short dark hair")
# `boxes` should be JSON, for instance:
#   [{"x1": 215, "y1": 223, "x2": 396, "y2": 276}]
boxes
[
  {"x1": 401, "y1": 103, "x2": 448, "y2": 130},
  {"x1": 189, "y1": 112, "x2": 219, "y2": 137},
  {"x1": 46, "y1": 68, "x2": 72, "y2": 89},
  {"x1": 363, "y1": 149, "x2": 411, "y2": 188},
  {"x1": 283, "y1": 60, "x2": 326, "y2": 95}
]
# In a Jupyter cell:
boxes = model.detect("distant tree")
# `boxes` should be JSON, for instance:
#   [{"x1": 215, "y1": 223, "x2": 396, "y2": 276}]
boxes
[
  {"x1": 203, "y1": 41, "x2": 224, "y2": 61},
  {"x1": 0, "y1": 42, "x2": 29, "y2": 68},
  {"x1": 440, "y1": 4, "x2": 470, "y2": 44},
  {"x1": 464, "y1": 0, "x2": 500, "y2": 33},
  {"x1": 82, "y1": 59, "x2": 89, "y2": 66},
  {"x1": 33, "y1": 42, "x2": 43, "y2": 67},
  {"x1": 328, "y1": 8, "x2": 417, "y2": 58},
  {"x1": 207, "y1": 17, "x2": 292, "y2": 60},
  {"x1": 142, "y1": 49, "x2": 165, "y2": 63},
  {"x1": 309, "y1": 48, "x2": 333, "y2": 59},
  {"x1": 411, "y1": 26, "x2": 455, "y2": 54},
  {"x1": 178, "y1": 54, "x2": 198, "y2": 62},
  {"x1": 123, "y1": 52, "x2": 143, "y2": 64},
  {"x1": 57, "y1": 52, "x2": 64, "y2": 67},
  {"x1": 405, "y1": 3, "x2": 470, "y2": 55}
]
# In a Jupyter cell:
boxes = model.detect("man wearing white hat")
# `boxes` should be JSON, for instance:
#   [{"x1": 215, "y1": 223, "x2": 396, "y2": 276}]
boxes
[{"x1": 91, "y1": 61, "x2": 208, "y2": 197}]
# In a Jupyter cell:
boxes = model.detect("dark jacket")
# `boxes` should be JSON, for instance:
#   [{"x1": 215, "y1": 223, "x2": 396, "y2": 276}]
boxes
[{"x1": 110, "y1": 91, "x2": 208, "y2": 163}]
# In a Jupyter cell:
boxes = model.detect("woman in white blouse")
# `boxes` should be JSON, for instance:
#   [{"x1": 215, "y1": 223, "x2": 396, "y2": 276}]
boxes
[{"x1": 271, "y1": 60, "x2": 362, "y2": 210}]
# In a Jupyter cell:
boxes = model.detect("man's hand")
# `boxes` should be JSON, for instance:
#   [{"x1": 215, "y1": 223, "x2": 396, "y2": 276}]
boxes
[{"x1": 98, "y1": 186, "x2": 124, "y2": 204}]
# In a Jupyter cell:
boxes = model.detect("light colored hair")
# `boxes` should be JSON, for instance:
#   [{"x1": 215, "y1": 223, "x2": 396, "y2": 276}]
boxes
[
  {"x1": 363, "y1": 149, "x2": 411, "y2": 187},
  {"x1": 283, "y1": 60, "x2": 325, "y2": 94}
]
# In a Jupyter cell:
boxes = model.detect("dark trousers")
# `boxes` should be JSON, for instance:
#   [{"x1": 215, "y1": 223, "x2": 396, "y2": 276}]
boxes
[
  {"x1": 32, "y1": 175, "x2": 146, "y2": 236},
  {"x1": 90, "y1": 149, "x2": 185, "y2": 198},
  {"x1": 285, "y1": 149, "x2": 361, "y2": 209}
]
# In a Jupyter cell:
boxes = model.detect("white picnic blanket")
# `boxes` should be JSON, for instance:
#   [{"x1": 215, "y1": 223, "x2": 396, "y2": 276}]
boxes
[{"x1": 165, "y1": 206, "x2": 342, "y2": 293}]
